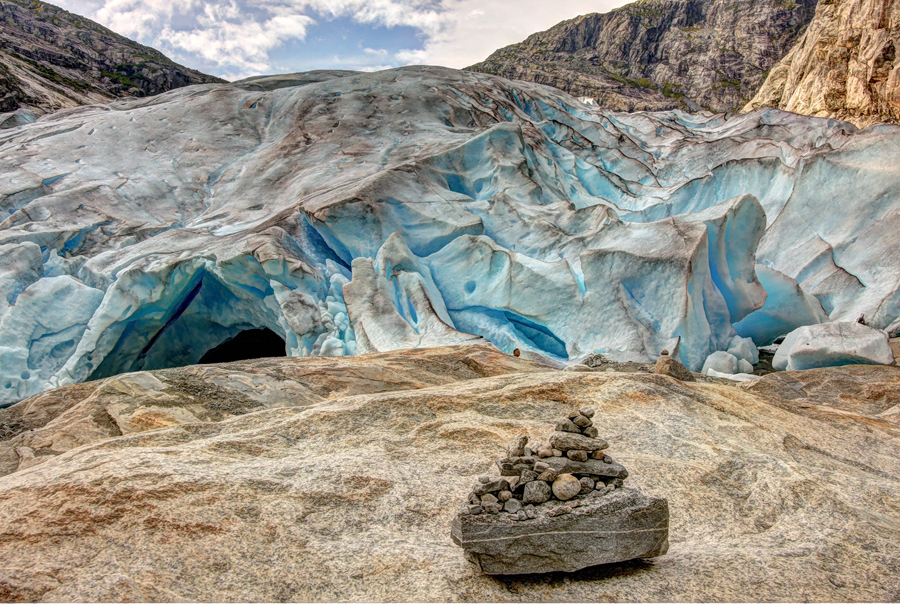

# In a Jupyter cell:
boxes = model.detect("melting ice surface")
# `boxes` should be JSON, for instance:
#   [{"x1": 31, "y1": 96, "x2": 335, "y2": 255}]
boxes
[{"x1": 1, "y1": 66, "x2": 899, "y2": 403}]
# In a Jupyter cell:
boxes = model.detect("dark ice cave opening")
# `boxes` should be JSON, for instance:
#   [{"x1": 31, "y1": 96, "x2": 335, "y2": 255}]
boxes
[{"x1": 198, "y1": 328, "x2": 287, "y2": 364}]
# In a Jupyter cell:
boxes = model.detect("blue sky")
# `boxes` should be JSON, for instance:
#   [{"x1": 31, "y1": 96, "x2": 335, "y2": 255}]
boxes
[{"x1": 51, "y1": 0, "x2": 630, "y2": 81}]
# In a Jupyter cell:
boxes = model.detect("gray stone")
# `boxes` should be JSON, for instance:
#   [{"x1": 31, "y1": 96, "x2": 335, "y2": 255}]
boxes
[
  {"x1": 498, "y1": 490, "x2": 512, "y2": 503},
  {"x1": 474, "y1": 478, "x2": 510, "y2": 496},
  {"x1": 582, "y1": 426, "x2": 599, "y2": 438},
  {"x1": 468, "y1": 504, "x2": 483, "y2": 515},
  {"x1": 552, "y1": 449, "x2": 563, "y2": 457},
  {"x1": 567, "y1": 410, "x2": 580, "y2": 419},
  {"x1": 573, "y1": 415, "x2": 592, "y2": 428},
  {"x1": 525, "y1": 508, "x2": 536, "y2": 519},
  {"x1": 452, "y1": 488, "x2": 669, "y2": 575},
  {"x1": 543, "y1": 456, "x2": 629, "y2": 479},
  {"x1": 516, "y1": 510, "x2": 528, "y2": 521},
  {"x1": 537, "y1": 469, "x2": 559, "y2": 482},
  {"x1": 519, "y1": 469, "x2": 538, "y2": 484},
  {"x1": 537, "y1": 446, "x2": 554, "y2": 458},
  {"x1": 552, "y1": 474, "x2": 582, "y2": 501},
  {"x1": 523, "y1": 447, "x2": 533, "y2": 457},
  {"x1": 549, "y1": 431, "x2": 609, "y2": 452},
  {"x1": 522, "y1": 480, "x2": 552, "y2": 504},
  {"x1": 546, "y1": 505, "x2": 572, "y2": 517},
  {"x1": 482, "y1": 502, "x2": 502, "y2": 514},
  {"x1": 567, "y1": 450, "x2": 589, "y2": 462},
  {"x1": 533, "y1": 461, "x2": 550, "y2": 472},
  {"x1": 504, "y1": 498, "x2": 523, "y2": 514},
  {"x1": 555, "y1": 418, "x2": 581, "y2": 433},
  {"x1": 579, "y1": 407, "x2": 595, "y2": 418},
  {"x1": 481, "y1": 493, "x2": 498, "y2": 504},
  {"x1": 507, "y1": 435, "x2": 529, "y2": 457},
  {"x1": 579, "y1": 477, "x2": 596, "y2": 493},
  {"x1": 478, "y1": 475, "x2": 491, "y2": 484}
]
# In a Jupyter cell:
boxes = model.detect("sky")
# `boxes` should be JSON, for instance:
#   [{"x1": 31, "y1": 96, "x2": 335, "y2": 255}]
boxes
[{"x1": 51, "y1": 0, "x2": 630, "y2": 81}]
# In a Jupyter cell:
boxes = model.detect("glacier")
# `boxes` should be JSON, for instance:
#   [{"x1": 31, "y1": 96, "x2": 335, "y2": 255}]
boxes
[{"x1": 1, "y1": 66, "x2": 899, "y2": 403}]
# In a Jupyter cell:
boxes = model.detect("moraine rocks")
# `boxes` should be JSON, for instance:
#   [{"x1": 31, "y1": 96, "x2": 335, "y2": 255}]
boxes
[{"x1": 451, "y1": 407, "x2": 669, "y2": 574}]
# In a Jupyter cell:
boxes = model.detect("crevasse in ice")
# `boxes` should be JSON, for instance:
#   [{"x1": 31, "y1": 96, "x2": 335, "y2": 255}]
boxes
[{"x1": 1, "y1": 66, "x2": 897, "y2": 403}]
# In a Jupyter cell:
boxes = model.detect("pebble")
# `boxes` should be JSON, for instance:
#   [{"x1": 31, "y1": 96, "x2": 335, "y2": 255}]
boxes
[
  {"x1": 523, "y1": 480, "x2": 552, "y2": 504},
  {"x1": 483, "y1": 502, "x2": 503, "y2": 514},
  {"x1": 474, "y1": 478, "x2": 510, "y2": 496},
  {"x1": 567, "y1": 410, "x2": 580, "y2": 419},
  {"x1": 537, "y1": 469, "x2": 559, "y2": 482},
  {"x1": 591, "y1": 486, "x2": 613, "y2": 498},
  {"x1": 468, "y1": 504, "x2": 483, "y2": 514},
  {"x1": 481, "y1": 493, "x2": 498, "y2": 504},
  {"x1": 506, "y1": 476, "x2": 520, "y2": 492},
  {"x1": 498, "y1": 490, "x2": 512, "y2": 502},
  {"x1": 582, "y1": 426, "x2": 599, "y2": 438},
  {"x1": 551, "y1": 474, "x2": 582, "y2": 501},
  {"x1": 504, "y1": 498, "x2": 523, "y2": 513},
  {"x1": 537, "y1": 446, "x2": 554, "y2": 458},
  {"x1": 579, "y1": 477, "x2": 596, "y2": 493},
  {"x1": 579, "y1": 407, "x2": 595, "y2": 418},
  {"x1": 591, "y1": 450, "x2": 606, "y2": 460},
  {"x1": 478, "y1": 475, "x2": 491, "y2": 484},
  {"x1": 552, "y1": 448, "x2": 563, "y2": 457},
  {"x1": 519, "y1": 469, "x2": 538, "y2": 484},
  {"x1": 573, "y1": 415, "x2": 592, "y2": 428},
  {"x1": 567, "y1": 450, "x2": 588, "y2": 462},
  {"x1": 533, "y1": 461, "x2": 551, "y2": 472},
  {"x1": 525, "y1": 508, "x2": 536, "y2": 519},
  {"x1": 555, "y1": 418, "x2": 581, "y2": 433},
  {"x1": 516, "y1": 510, "x2": 528, "y2": 521},
  {"x1": 547, "y1": 506, "x2": 571, "y2": 517}
]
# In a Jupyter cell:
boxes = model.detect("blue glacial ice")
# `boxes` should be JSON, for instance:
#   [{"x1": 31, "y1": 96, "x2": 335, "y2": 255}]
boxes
[{"x1": 0, "y1": 66, "x2": 899, "y2": 403}]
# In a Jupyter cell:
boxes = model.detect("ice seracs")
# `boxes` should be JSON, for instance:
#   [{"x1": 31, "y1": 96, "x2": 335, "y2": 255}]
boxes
[{"x1": 1, "y1": 67, "x2": 900, "y2": 402}]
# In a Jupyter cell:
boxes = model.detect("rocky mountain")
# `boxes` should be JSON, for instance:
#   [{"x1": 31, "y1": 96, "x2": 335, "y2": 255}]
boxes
[
  {"x1": 0, "y1": 0, "x2": 224, "y2": 115},
  {"x1": 2, "y1": 67, "x2": 900, "y2": 406},
  {"x1": 0, "y1": 344, "x2": 898, "y2": 601},
  {"x1": 468, "y1": 0, "x2": 818, "y2": 113},
  {"x1": 744, "y1": 0, "x2": 900, "y2": 127}
]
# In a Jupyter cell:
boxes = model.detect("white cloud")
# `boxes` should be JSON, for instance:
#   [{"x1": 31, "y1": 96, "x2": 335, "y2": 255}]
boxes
[{"x1": 51, "y1": 0, "x2": 632, "y2": 77}]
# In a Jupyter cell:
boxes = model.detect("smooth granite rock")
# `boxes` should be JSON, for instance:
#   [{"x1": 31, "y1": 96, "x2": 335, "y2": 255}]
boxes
[
  {"x1": 451, "y1": 488, "x2": 669, "y2": 574},
  {"x1": 548, "y1": 431, "x2": 609, "y2": 452}
]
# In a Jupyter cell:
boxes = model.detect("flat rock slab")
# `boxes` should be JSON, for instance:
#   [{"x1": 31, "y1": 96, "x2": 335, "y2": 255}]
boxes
[{"x1": 451, "y1": 488, "x2": 669, "y2": 574}]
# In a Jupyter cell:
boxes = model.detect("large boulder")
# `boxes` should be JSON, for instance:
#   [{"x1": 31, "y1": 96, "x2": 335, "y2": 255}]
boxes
[
  {"x1": 451, "y1": 488, "x2": 669, "y2": 575},
  {"x1": 773, "y1": 322, "x2": 895, "y2": 371}
]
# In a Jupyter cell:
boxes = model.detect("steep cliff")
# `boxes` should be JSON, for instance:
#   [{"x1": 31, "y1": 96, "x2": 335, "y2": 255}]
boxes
[
  {"x1": 0, "y1": 0, "x2": 224, "y2": 115},
  {"x1": 745, "y1": 0, "x2": 900, "y2": 127},
  {"x1": 468, "y1": 0, "x2": 817, "y2": 112}
]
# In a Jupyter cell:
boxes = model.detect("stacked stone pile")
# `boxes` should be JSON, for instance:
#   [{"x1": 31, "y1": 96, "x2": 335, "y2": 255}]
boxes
[
  {"x1": 451, "y1": 407, "x2": 669, "y2": 574},
  {"x1": 464, "y1": 407, "x2": 629, "y2": 520}
]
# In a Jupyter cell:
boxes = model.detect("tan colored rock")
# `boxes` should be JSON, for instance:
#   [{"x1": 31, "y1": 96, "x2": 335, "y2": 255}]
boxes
[
  {"x1": 655, "y1": 355, "x2": 696, "y2": 381},
  {"x1": 551, "y1": 473, "x2": 582, "y2": 501},
  {"x1": 0, "y1": 351, "x2": 898, "y2": 600},
  {"x1": 0, "y1": 344, "x2": 550, "y2": 477},
  {"x1": 745, "y1": 0, "x2": 900, "y2": 127}
]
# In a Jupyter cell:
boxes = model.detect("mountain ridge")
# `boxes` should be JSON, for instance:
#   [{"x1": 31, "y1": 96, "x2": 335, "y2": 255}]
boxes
[
  {"x1": 0, "y1": 0, "x2": 224, "y2": 115},
  {"x1": 468, "y1": 0, "x2": 818, "y2": 113}
]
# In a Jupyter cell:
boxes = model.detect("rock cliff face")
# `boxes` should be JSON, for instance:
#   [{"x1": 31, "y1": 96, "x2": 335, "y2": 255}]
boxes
[
  {"x1": 0, "y1": 0, "x2": 224, "y2": 115},
  {"x1": 0, "y1": 344, "x2": 898, "y2": 601},
  {"x1": 745, "y1": 0, "x2": 900, "y2": 127},
  {"x1": 468, "y1": 0, "x2": 818, "y2": 112}
]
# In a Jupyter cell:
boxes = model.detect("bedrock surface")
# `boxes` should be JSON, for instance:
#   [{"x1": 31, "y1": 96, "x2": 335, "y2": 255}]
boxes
[
  {"x1": 1, "y1": 66, "x2": 899, "y2": 402},
  {"x1": 0, "y1": 344, "x2": 898, "y2": 601}
]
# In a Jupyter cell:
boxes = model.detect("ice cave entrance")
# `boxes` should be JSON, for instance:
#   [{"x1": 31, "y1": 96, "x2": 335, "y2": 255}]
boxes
[{"x1": 198, "y1": 328, "x2": 287, "y2": 364}]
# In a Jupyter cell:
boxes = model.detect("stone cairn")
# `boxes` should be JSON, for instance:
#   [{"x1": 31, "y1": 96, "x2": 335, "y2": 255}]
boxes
[
  {"x1": 464, "y1": 406, "x2": 626, "y2": 520},
  {"x1": 451, "y1": 407, "x2": 669, "y2": 575}
]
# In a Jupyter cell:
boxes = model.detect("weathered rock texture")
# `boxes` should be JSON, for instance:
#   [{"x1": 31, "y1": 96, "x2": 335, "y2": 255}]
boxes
[
  {"x1": 0, "y1": 345, "x2": 898, "y2": 600},
  {"x1": 745, "y1": 0, "x2": 900, "y2": 126},
  {"x1": 0, "y1": 0, "x2": 223, "y2": 114},
  {"x1": 0, "y1": 344, "x2": 550, "y2": 477},
  {"x1": 468, "y1": 0, "x2": 817, "y2": 112}
]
